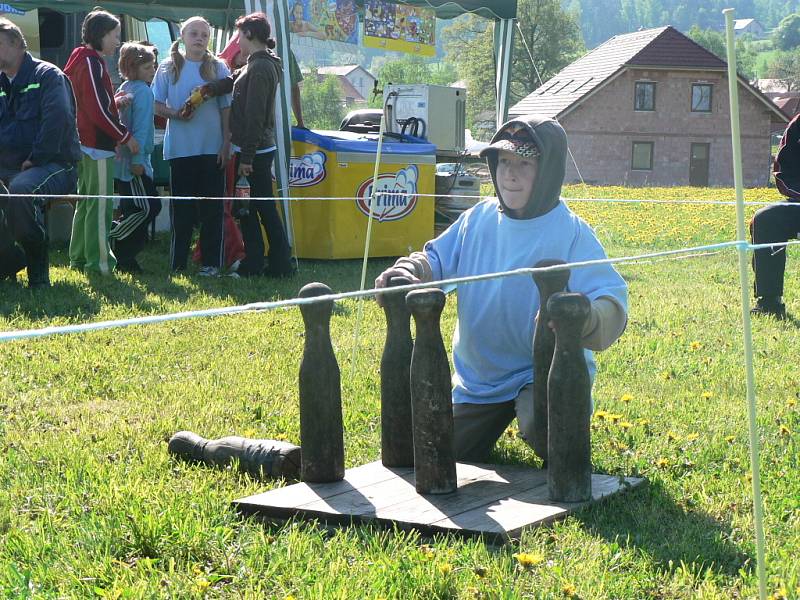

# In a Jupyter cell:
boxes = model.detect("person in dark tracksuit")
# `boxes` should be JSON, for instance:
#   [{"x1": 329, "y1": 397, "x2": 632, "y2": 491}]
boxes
[
  {"x1": 110, "y1": 42, "x2": 161, "y2": 273},
  {"x1": 750, "y1": 113, "x2": 800, "y2": 319},
  {"x1": 0, "y1": 18, "x2": 81, "y2": 288}
]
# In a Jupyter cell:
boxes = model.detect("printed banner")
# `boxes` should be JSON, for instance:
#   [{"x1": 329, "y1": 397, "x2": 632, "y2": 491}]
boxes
[
  {"x1": 363, "y1": 1, "x2": 436, "y2": 57},
  {"x1": 288, "y1": 0, "x2": 359, "y2": 45}
]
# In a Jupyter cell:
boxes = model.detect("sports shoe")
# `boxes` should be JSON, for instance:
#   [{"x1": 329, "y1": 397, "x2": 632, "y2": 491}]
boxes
[
  {"x1": 751, "y1": 297, "x2": 786, "y2": 320},
  {"x1": 197, "y1": 266, "x2": 220, "y2": 277}
]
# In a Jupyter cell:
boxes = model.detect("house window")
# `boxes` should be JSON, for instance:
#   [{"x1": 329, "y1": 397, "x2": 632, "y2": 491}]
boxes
[
  {"x1": 634, "y1": 81, "x2": 655, "y2": 111},
  {"x1": 691, "y1": 83, "x2": 713, "y2": 112},
  {"x1": 632, "y1": 142, "x2": 654, "y2": 170}
]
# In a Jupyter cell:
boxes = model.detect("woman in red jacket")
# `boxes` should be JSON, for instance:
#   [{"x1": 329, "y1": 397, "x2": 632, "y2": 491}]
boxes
[{"x1": 65, "y1": 9, "x2": 139, "y2": 275}]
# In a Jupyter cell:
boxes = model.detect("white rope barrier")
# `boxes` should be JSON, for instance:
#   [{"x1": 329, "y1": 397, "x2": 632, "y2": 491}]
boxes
[
  {"x1": 5, "y1": 191, "x2": 796, "y2": 206},
  {"x1": 0, "y1": 239, "x2": 771, "y2": 344}
]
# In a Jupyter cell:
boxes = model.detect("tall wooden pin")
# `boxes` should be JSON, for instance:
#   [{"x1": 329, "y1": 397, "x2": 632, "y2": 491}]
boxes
[
  {"x1": 379, "y1": 276, "x2": 415, "y2": 468},
  {"x1": 546, "y1": 292, "x2": 592, "y2": 502},
  {"x1": 406, "y1": 288, "x2": 457, "y2": 495},
  {"x1": 298, "y1": 282, "x2": 345, "y2": 482},
  {"x1": 531, "y1": 259, "x2": 570, "y2": 464}
]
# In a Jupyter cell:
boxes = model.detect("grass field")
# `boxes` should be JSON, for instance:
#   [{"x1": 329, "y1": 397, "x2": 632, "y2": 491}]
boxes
[{"x1": 1, "y1": 186, "x2": 799, "y2": 598}]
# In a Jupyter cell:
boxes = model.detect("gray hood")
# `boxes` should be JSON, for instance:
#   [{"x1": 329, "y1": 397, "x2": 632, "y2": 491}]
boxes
[{"x1": 481, "y1": 114, "x2": 568, "y2": 219}]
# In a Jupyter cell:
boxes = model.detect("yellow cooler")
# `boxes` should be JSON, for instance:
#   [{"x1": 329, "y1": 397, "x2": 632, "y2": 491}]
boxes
[{"x1": 288, "y1": 128, "x2": 435, "y2": 259}]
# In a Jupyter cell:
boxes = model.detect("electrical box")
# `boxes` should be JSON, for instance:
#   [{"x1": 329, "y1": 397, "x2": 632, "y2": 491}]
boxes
[{"x1": 383, "y1": 84, "x2": 466, "y2": 153}]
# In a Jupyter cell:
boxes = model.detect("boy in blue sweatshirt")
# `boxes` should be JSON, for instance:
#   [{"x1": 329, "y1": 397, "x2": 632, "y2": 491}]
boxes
[
  {"x1": 110, "y1": 42, "x2": 161, "y2": 273},
  {"x1": 376, "y1": 115, "x2": 628, "y2": 462}
]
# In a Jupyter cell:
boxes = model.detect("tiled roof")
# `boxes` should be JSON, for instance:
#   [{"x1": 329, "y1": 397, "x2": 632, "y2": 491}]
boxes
[{"x1": 509, "y1": 26, "x2": 727, "y2": 119}]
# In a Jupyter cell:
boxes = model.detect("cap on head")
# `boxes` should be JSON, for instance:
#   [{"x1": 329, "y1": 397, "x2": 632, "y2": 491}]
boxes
[{"x1": 480, "y1": 122, "x2": 540, "y2": 160}]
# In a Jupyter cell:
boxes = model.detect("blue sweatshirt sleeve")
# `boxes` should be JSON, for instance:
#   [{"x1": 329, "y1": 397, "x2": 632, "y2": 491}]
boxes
[
  {"x1": 129, "y1": 85, "x2": 154, "y2": 165},
  {"x1": 423, "y1": 205, "x2": 470, "y2": 281},
  {"x1": 29, "y1": 68, "x2": 75, "y2": 166}
]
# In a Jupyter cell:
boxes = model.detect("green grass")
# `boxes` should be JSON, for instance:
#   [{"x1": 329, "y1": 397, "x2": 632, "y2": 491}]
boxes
[{"x1": 1, "y1": 187, "x2": 799, "y2": 598}]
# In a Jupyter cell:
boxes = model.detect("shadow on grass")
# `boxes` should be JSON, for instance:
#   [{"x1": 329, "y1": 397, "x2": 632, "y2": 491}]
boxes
[
  {"x1": 0, "y1": 278, "x2": 100, "y2": 320},
  {"x1": 576, "y1": 479, "x2": 749, "y2": 577}
]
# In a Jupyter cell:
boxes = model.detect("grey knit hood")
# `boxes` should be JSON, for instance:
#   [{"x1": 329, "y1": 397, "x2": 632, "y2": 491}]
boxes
[{"x1": 480, "y1": 114, "x2": 568, "y2": 219}]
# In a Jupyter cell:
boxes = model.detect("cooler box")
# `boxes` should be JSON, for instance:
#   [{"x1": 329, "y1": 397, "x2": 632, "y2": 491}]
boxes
[{"x1": 289, "y1": 128, "x2": 435, "y2": 259}]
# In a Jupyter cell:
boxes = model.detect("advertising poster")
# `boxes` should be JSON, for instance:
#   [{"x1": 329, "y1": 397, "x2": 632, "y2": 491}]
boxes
[
  {"x1": 288, "y1": 0, "x2": 359, "y2": 45},
  {"x1": 363, "y1": 1, "x2": 435, "y2": 57}
]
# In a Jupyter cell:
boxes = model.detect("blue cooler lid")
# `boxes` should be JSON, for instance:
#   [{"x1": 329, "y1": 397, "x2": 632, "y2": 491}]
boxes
[{"x1": 292, "y1": 127, "x2": 437, "y2": 155}]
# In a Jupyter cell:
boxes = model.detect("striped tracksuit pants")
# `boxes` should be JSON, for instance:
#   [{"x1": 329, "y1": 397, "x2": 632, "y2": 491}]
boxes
[
  {"x1": 69, "y1": 154, "x2": 116, "y2": 274},
  {"x1": 110, "y1": 174, "x2": 161, "y2": 268}
]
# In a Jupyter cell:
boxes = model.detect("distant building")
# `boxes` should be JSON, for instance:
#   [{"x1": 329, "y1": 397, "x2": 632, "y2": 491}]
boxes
[
  {"x1": 509, "y1": 26, "x2": 787, "y2": 187},
  {"x1": 733, "y1": 18, "x2": 765, "y2": 38},
  {"x1": 317, "y1": 65, "x2": 376, "y2": 103}
]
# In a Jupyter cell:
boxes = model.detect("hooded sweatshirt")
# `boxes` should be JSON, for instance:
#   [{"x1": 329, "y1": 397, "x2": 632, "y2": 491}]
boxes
[
  {"x1": 207, "y1": 49, "x2": 282, "y2": 165},
  {"x1": 64, "y1": 46, "x2": 131, "y2": 153},
  {"x1": 400, "y1": 115, "x2": 628, "y2": 405}
]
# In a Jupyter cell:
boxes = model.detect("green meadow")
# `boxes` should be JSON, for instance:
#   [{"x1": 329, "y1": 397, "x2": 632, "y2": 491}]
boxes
[{"x1": 0, "y1": 186, "x2": 798, "y2": 598}]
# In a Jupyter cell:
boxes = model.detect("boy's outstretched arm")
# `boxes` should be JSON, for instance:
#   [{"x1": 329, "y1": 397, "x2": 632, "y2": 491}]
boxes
[{"x1": 579, "y1": 297, "x2": 627, "y2": 351}]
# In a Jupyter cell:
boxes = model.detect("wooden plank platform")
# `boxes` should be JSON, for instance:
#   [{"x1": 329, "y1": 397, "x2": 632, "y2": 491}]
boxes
[{"x1": 234, "y1": 461, "x2": 645, "y2": 541}]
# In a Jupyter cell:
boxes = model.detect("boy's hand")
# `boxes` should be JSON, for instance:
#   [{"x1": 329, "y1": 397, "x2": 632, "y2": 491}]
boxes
[
  {"x1": 130, "y1": 164, "x2": 145, "y2": 176},
  {"x1": 238, "y1": 163, "x2": 253, "y2": 177},
  {"x1": 126, "y1": 137, "x2": 140, "y2": 155},
  {"x1": 374, "y1": 267, "x2": 419, "y2": 307}
]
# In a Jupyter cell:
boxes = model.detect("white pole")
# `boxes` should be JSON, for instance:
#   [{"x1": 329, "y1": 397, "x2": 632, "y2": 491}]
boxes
[
  {"x1": 350, "y1": 114, "x2": 387, "y2": 375},
  {"x1": 723, "y1": 8, "x2": 767, "y2": 600}
]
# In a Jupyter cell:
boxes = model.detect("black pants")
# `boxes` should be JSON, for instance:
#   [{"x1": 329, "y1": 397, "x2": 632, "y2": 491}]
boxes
[
  {"x1": 111, "y1": 175, "x2": 162, "y2": 268},
  {"x1": 750, "y1": 202, "x2": 800, "y2": 298},
  {"x1": 236, "y1": 151, "x2": 292, "y2": 275},
  {"x1": 169, "y1": 155, "x2": 224, "y2": 270},
  {"x1": 0, "y1": 184, "x2": 26, "y2": 279}
]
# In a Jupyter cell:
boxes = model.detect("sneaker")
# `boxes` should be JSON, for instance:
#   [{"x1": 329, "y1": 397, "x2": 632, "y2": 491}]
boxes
[
  {"x1": 197, "y1": 266, "x2": 220, "y2": 277},
  {"x1": 751, "y1": 297, "x2": 786, "y2": 320}
]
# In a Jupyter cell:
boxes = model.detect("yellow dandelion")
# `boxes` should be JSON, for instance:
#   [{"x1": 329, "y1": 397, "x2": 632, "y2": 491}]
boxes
[
  {"x1": 701, "y1": 391, "x2": 713, "y2": 399},
  {"x1": 438, "y1": 562, "x2": 453, "y2": 576},
  {"x1": 608, "y1": 413, "x2": 623, "y2": 423},
  {"x1": 667, "y1": 431, "x2": 679, "y2": 442},
  {"x1": 284, "y1": 596, "x2": 297, "y2": 600},
  {"x1": 637, "y1": 418, "x2": 651, "y2": 427},
  {"x1": 420, "y1": 544, "x2": 436, "y2": 558},
  {"x1": 690, "y1": 341, "x2": 702, "y2": 351},
  {"x1": 195, "y1": 578, "x2": 211, "y2": 592},
  {"x1": 779, "y1": 425, "x2": 791, "y2": 436},
  {"x1": 685, "y1": 433, "x2": 700, "y2": 442},
  {"x1": 787, "y1": 397, "x2": 796, "y2": 408},
  {"x1": 594, "y1": 410, "x2": 609, "y2": 421},
  {"x1": 620, "y1": 393, "x2": 634, "y2": 403},
  {"x1": 514, "y1": 552, "x2": 545, "y2": 569},
  {"x1": 562, "y1": 582, "x2": 578, "y2": 597},
  {"x1": 725, "y1": 435, "x2": 736, "y2": 444},
  {"x1": 192, "y1": 566, "x2": 203, "y2": 576},
  {"x1": 769, "y1": 586, "x2": 788, "y2": 600},
  {"x1": 656, "y1": 458, "x2": 669, "y2": 468},
  {"x1": 619, "y1": 421, "x2": 634, "y2": 430},
  {"x1": 505, "y1": 425, "x2": 519, "y2": 437},
  {"x1": 661, "y1": 371, "x2": 672, "y2": 381}
]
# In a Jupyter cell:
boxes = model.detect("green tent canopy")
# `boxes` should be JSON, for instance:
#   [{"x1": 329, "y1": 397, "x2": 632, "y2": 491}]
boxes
[{"x1": 8, "y1": 0, "x2": 517, "y2": 27}]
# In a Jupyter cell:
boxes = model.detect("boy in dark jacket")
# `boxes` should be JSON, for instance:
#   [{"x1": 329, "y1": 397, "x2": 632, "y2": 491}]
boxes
[{"x1": 0, "y1": 17, "x2": 81, "y2": 287}]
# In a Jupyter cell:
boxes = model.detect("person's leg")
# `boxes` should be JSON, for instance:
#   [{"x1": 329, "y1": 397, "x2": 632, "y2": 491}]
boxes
[
  {"x1": 513, "y1": 383, "x2": 539, "y2": 455},
  {"x1": 453, "y1": 400, "x2": 516, "y2": 462},
  {"x1": 750, "y1": 203, "x2": 800, "y2": 315},
  {"x1": 235, "y1": 154, "x2": 266, "y2": 275},
  {"x1": 169, "y1": 158, "x2": 198, "y2": 271},
  {"x1": 76, "y1": 157, "x2": 116, "y2": 274},
  {"x1": 0, "y1": 183, "x2": 27, "y2": 281},
  {"x1": 69, "y1": 155, "x2": 92, "y2": 269},
  {"x1": 195, "y1": 155, "x2": 224, "y2": 270},
  {"x1": 110, "y1": 176, "x2": 151, "y2": 271},
  {"x1": 250, "y1": 152, "x2": 292, "y2": 276},
  {"x1": 7, "y1": 162, "x2": 78, "y2": 287}
]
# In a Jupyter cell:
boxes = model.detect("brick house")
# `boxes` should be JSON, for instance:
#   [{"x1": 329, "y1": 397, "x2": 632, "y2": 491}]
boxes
[{"x1": 509, "y1": 26, "x2": 788, "y2": 187}]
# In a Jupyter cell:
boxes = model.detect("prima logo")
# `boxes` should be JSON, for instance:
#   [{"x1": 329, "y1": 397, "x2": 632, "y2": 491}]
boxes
[
  {"x1": 288, "y1": 151, "x2": 327, "y2": 187},
  {"x1": 356, "y1": 165, "x2": 419, "y2": 222}
]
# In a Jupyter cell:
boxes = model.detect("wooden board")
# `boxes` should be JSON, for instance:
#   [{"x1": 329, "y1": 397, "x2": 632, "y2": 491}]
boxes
[{"x1": 234, "y1": 461, "x2": 645, "y2": 542}]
